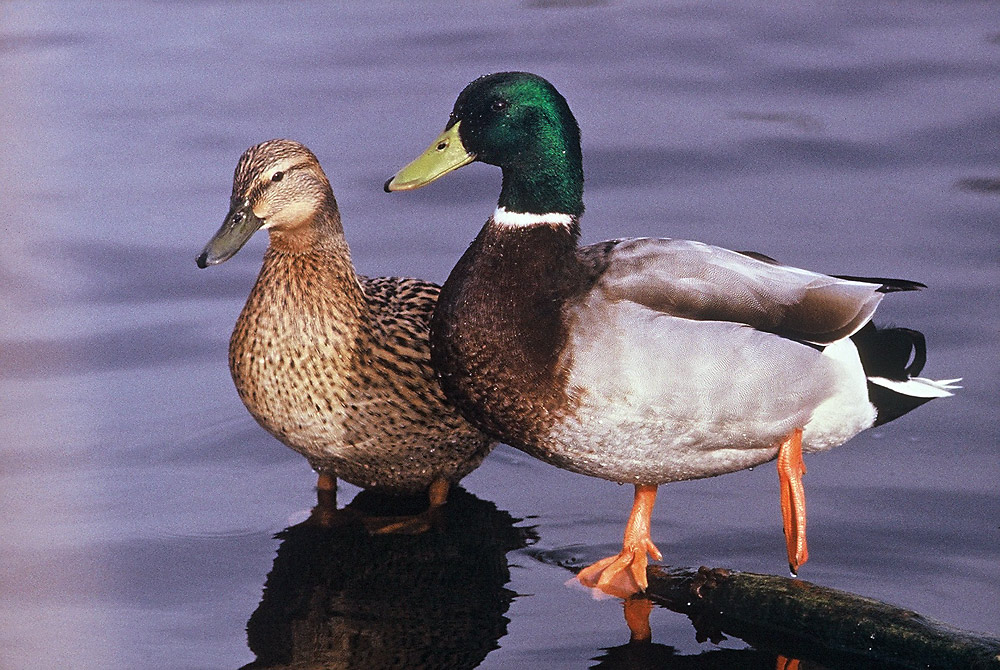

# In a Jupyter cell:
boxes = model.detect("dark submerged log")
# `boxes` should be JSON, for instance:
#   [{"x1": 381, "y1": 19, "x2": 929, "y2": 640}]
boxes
[
  {"x1": 531, "y1": 548, "x2": 1000, "y2": 669},
  {"x1": 643, "y1": 565, "x2": 1000, "y2": 670}
]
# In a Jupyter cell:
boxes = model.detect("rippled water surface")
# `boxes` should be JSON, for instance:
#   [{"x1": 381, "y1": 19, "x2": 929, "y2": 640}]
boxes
[{"x1": 1, "y1": 2, "x2": 998, "y2": 668}]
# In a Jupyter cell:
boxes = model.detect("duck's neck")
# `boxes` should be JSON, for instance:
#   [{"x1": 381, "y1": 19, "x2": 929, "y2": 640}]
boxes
[
  {"x1": 266, "y1": 195, "x2": 346, "y2": 255},
  {"x1": 255, "y1": 207, "x2": 368, "y2": 327},
  {"x1": 496, "y1": 140, "x2": 584, "y2": 217}
]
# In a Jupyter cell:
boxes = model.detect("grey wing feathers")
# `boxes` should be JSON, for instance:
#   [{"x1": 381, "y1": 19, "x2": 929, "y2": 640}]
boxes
[{"x1": 577, "y1": 238, "x2": 895, "y2": 344}]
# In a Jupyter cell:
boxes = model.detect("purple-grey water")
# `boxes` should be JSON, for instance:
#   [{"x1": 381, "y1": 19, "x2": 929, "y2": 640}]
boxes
[{"x1": 1, "y1": 2, "x2": 998, "y2": 668}]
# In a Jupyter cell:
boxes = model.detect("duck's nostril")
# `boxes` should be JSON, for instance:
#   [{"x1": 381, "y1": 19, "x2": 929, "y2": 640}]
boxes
[{"x1": 436, "y1": 141, "x2": 448, "y2": 151}]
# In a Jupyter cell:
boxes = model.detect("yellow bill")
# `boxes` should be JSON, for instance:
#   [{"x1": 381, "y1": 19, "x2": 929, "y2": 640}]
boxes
[{"x1": 384, "y1": 122, "x2": 475, "y2": 192}]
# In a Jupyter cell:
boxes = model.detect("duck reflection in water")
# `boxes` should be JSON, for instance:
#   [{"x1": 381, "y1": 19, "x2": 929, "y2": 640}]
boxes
[
  {"x1": 593, "y1": 641, "x2": 809, "y2": 670},
  {"x1": 591, "y1": 597, "x2": 811, "y2": 670},
  {"x1": 240, "y1": 487, "x2": 535, "y2": 669}
]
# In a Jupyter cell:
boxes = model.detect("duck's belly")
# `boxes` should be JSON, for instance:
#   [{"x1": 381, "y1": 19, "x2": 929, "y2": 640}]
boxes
[
  {"x1": 543, "y1": 411, "x2": 785, "y2": 484},
  {"x1": 536, "y1": 304, "x2": 873, "y2": 485}
]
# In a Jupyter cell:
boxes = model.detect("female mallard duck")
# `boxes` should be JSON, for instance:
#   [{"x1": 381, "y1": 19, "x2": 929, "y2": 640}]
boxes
[
  {"x1": 197, "y1": 139, "x2": 492, "y2": 514},
  {"x1": 385, "y1": 72, "x2": 958, "y2": 596}
]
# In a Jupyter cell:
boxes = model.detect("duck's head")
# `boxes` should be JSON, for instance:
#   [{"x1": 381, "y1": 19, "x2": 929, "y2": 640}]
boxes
[
  {"x1": 197, "y1": 139, "x2": 340, "y2": 268},
  {"x1": 385, "y1": 72, "x2": 584, "y2": 217}
]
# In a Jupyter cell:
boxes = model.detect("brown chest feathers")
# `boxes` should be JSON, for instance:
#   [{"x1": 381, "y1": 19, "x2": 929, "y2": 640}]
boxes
[
  {"x1": 229, "y1": 245, "x2": 491, "y2": 493},
  {"x1": 431, "y1": 220, "x2": 592, "y2": 450}
]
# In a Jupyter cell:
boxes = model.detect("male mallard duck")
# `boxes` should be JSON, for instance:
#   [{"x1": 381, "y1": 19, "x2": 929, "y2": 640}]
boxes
[
  {"x1": 385, "y1": 72, "x2": 958, "y2": 596},
  {"x1": 197, "y1": 139, "x2": 492, "y2": 514}
]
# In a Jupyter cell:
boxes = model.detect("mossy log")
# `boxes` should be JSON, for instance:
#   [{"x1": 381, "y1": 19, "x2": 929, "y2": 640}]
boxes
[{"x1": 642, "y1": 565, "x2": 1000, "y2": 670}]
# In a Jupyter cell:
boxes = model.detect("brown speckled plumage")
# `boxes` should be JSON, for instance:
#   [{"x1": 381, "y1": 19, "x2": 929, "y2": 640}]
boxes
[{"x1": 201, "y1": 140, "x2": 491, "y2": 494}]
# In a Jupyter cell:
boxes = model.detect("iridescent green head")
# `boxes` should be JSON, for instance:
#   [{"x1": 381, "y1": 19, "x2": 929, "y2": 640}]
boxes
[{"x1": 386, "y1": 72, "x2": 584, "y2": 217}]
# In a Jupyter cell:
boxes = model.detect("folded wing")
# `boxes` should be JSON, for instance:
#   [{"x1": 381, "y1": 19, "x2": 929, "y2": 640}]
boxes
[{"x1": 577, "y1": 238, "x2": 921, "y2": 345}]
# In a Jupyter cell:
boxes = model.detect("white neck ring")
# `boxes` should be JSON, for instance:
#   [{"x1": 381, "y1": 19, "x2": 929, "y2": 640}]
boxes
[{"x1": 492, "y1": 206, "x2": 574, "y2": 228}]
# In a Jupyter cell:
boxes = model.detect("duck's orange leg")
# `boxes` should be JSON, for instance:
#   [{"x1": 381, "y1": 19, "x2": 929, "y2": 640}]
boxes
[
  {"x1": 316, "y1": 472, "x2": 337, "y2": 501},
  {"x1": 306, "y1": 472, "x2": 339, "y2": 526},
  {"x1": 578, "y1": 484, "x2": 662, "y2": 598},
  {"x1": 777, "y1": 428, "x2": 808, "y2": 575}
]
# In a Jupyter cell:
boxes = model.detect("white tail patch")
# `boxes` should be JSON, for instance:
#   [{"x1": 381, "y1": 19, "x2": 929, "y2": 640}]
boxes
[
  {"x1": 868, "y1": 376, "x2": 962, "y2": 398},
  {"x1": 803, "y1": 337, "x2": 876, "y2": 451},
  {"x1": 492, "y1": 206, "x2": 574, "y2": 228}
]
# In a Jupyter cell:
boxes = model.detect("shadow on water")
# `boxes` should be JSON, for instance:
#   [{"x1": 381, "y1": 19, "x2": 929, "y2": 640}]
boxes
[{"x1": 240, "y1": 487, "x2": 536, "y2": 670}]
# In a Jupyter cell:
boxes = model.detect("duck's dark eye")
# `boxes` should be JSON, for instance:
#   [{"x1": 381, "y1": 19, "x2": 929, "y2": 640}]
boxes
[
  {"x1": 271, "y1": 171, "x2": 284, "y2": 182},
  {"x1": 490, "y1": 99, "x2": 508, "y2": 113}
]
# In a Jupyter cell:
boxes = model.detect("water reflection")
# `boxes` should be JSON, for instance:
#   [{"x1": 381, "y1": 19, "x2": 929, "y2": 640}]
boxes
[
  {"x1": 591, "y1": 641, "x2": 792, "y2": 670},
  {"x1": 241, "y1": 488, "x2": 535, "y2": 669},
  {"x1": 589, "y1": 596, "x2": 816, "y2": 669},
  {"x1": 588, "y1": 595, "x2": 916, "y2": 670}
]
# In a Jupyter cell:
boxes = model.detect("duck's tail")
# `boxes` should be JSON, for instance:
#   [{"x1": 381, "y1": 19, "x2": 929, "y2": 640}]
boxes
[{"x1": 849, "y1": 322, "x2": 961, "y2": 427}]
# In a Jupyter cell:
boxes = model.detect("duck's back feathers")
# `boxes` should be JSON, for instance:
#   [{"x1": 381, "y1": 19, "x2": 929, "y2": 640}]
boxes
[
  {"x1": 577, "y1": 238, "x2": 888, "y2": 345},
  {"x1": 361, "y1": 275, "x2": 439, "y2": 348},
  {"x1": 738, "y1": 254, "x2": 927, "y2": 294}
]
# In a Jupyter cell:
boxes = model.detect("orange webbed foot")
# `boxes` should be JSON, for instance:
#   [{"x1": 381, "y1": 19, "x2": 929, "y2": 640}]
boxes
[
  {"x1": 577, "y1": 484, "x2": 662, "y2": 598},
  {"x1": 776, "y1": 654, "x2": 801, "y2": 670},
  {"x1": 578, "y1": 537, "x2": 662, "y2": 598}
]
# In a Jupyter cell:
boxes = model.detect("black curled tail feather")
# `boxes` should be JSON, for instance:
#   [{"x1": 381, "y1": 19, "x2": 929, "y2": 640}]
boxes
[
  {"x1": 898, "y1": 328, "x2": 927, "y2": 377},
  {"x1": 851, "y1": 322, "x2": 927, "y2": 380},
  {"x1": 850, "y1": 323, "x2": 935, "y2": 427}
]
